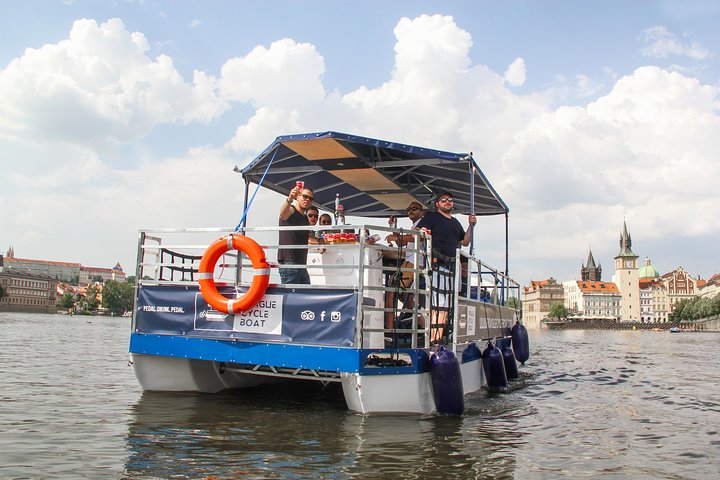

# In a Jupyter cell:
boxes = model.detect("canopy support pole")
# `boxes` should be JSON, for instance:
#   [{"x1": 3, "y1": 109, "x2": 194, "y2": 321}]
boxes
[
  {"x1": 242, "y1": 179, "x2": 250, "y2": 228},
  {"x1": 505, "y1": 212, "x2": 509, "y2": 278},
  {"x1": 468, "y1": 156, "x2": 475, "y2": 256}
]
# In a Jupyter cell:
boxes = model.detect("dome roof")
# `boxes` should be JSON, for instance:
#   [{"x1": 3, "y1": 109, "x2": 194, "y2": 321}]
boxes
[{"x1": 638, "y1": 257, "x2": 660, "y2": 279}]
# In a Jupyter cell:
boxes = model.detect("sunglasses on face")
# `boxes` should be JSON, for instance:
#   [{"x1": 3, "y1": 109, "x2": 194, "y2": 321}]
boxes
[
  {"x1": 300, "y1": 194, "x2": 314, "y2": 201},
  {"x1": 438, "y1": 198, "x2": 453, "y2": 203},
  {"x1": 307, "y1": 214, "x2": 318, "y2": 218}
]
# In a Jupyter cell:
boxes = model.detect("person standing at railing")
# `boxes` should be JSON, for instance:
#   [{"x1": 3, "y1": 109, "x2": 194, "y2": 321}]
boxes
[
  {"x1": 416, "y1": 193, "x2": 475, "y2": 260},
  {"x1": 278, "y1": 184, "x2": 315, "y2": 284},
  {"x1": 386, "y1": 201, "x2": 426, "y2": 281},
  {"x1": 415, "y1": 192, "x2": 476, "y2": 342},
  {"x1": 383, "y1": 202, "x2": 426, "y2": 330}
]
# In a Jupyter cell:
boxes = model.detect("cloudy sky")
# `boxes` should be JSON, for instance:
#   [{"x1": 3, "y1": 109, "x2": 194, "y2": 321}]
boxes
[{"x1": 1, "y1": 0, "x2": 719, "y2": 288}]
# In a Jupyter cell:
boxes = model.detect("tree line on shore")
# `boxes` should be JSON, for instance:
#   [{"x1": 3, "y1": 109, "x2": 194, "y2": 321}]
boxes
[
  {"x1": 543, "y1": 297, "x2": 720, "y2": 323},
  {"x1": 670, "y1": 296, "x2": 720, "y2": 322},
  {"x1": 59, "y1": 277, "x2": 135, "y2": 316}
]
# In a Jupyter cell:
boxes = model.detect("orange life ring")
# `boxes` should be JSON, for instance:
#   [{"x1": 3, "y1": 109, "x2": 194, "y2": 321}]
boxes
[{"x1": 198, "y1": 234, "x2": 270, "y2": 314}]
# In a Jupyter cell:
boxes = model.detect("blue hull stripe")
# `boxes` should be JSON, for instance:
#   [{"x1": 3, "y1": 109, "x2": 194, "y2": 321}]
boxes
[{"x1": 129, "y1": 333, "x2": 431, "y2": 375}]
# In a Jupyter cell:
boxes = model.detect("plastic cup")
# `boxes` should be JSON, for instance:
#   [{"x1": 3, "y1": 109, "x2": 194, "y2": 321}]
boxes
[{"x1": 296, "y1": 181, "x2": 304, "y2": 190}]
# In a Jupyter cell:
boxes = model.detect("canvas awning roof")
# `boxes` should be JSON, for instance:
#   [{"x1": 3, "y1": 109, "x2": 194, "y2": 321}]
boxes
[{"x1": 241, "y1": 131, "x2": 508, "y2": 218}]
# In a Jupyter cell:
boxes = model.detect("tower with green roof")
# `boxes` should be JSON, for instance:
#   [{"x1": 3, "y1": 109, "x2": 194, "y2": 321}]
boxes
[
  {"x1": 638, "y1": 257, "x2": 660, "y2": 322},
  {"x1": 614, "y1": 221, "x2": 639, "y2": 321},
  {"x1": 638, "y1": 257, "x2": 660, "y2": 279}
]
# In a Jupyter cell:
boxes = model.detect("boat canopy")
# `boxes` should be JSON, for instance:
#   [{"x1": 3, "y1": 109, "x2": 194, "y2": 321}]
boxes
[{"x1": 240, "y1": 131, "x2": 508, "y2": 218}]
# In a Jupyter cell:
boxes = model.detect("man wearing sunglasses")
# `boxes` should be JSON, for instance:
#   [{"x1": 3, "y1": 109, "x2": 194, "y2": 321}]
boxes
[
  {"x1": 416, "y1": 193, "x2": 475, "y2": 261},
  {"x1": 415, "y1": 192, "x2": 476, "y2": 342},
  {"x1": 306, "y1": 206, "x2": 322, "y2": 241},
  {"x1": 306, "y1": 206, "x2": 319, "y2": 226},
  {"x1": 278, "y1": 185, "x2": 316, "y2": 284}
]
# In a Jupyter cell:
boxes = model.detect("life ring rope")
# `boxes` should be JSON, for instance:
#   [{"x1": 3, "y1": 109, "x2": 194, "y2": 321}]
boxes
[{"x1": 198, "y1": 234, "x2": 270, "y2": 314}]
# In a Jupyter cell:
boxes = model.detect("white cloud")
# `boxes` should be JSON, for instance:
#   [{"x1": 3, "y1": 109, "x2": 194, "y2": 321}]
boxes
[
  {"x1": 543, "y1": 71, "x2": 613, "y2": 104},
  {"x1": 587, "y1": 66, "x2": 718, "y2": 162},
  {"x1": 8, "y1": 144, "x2": 105, "y2": 190},
  {"x1": 341, "y1": 15, "x2": 547, "y2": 163},
  {"x1": 393, "y1": 14, "x2": 473, "y2": 74},
  {"x1": 504, "y1": 57, "x2": 526, "y2": 87},
  {"x1": 227, "y1": 108, "x2": 303, "y2": 154},
  {"x1": 639, "y1": 25, "x2": 710, "y2": 60},
  {"x1": 574, "y1": 74, "x2": 604, "y2": 97},
  {"x1": 0, "y1": 18, "x2": 226, "y2": 150},
  {"x1": 219, "y1": 38, "x2": 326, "y2": 109}
]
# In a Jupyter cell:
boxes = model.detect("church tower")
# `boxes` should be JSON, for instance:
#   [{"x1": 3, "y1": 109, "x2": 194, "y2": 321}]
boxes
[
  {"x1": 581, "y1": 247, "x2": 602, "y2": 281},
  {"x1": 614, "y1": 221, "x2": 639, "y2": 321}
]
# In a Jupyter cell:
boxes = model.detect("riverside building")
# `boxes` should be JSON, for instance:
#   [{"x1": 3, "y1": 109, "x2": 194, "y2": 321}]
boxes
[
  {"x1": 0, "y1": 265, "x2": 58, "y2": 313},
  {"x1": 562, "y1": 280, "x2": 621, "y2": 321},
  {"x1": 3, "y1": 246, "x2": 125, "y2": 284},
  {"x1": 699, "y1": 273, "x2": 720, "y2": 299},
  {"x1": 1, "y1": 247, "x2": 127, "y2": 314},
  {"x1": 79, "y1": 263, "x2": 126, "y2": 284},
  {"x1": 638, "y1": 257, "x2": 661, "y2": 323},
  {"x1": 581, "y1": 248, "x2": 602, "y2": 281},
  {"x1": 3, "y1": 254, "x2": 80, "y2": 283},
  {"x1": 522, "y1": 278, "x2": 564, "y2": 329},
  {"x1": 652, "y1": 267, "x2": 700, "y2": 322}
]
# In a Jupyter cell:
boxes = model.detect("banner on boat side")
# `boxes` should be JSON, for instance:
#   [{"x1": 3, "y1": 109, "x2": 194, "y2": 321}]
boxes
[
  {"x1": 456, "y1": 301, "x2": 514, "y2": 341},
  {"x1": 135, "y1": 285, "x2": 358, "y2": 347}
]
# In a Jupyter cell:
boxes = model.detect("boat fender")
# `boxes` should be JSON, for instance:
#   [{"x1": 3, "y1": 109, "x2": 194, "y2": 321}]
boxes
[
  {"x1": 501, "y1": 345, "x2": 519, "y2": 380},
  {"x1": 511, "y1": 321, "x2": 530, "y2": 365},
  {"x1": 482, "y1": 341, "x2": 508, "y2": 390},
  {"x1": 430, "y1": 345, "x2": 464, "y2": 415},
  {"x1": 198, "y1": 234, "x2": 270, "y2": 314},
  {"x1": 461, "y1": 342, "x2": 482, "y2": 363}
]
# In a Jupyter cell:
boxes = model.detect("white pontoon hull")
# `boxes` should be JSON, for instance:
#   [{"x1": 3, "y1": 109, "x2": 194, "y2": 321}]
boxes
[{"x1": 131, "y1": 353, "x2": 489, "y2": 414}]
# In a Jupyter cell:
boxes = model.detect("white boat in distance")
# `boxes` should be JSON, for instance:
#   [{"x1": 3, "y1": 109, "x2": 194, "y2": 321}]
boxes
[{"x1": 129, "y1": 131, "x2": 527, "y2": 414}]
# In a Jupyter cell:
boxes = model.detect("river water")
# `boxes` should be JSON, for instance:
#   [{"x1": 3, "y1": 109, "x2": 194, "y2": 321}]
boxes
[{"x1": 1, "y1": 312, "x2": 719, "y2": 479}]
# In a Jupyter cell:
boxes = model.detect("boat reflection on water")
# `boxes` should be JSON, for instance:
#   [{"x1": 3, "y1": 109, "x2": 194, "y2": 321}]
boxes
[
  {"x1": 124, "y1": 381, "x2": 348, "y2": 478},
  {"x1": 123, "y1": 384, "x2": 524, "y2": 478},
  {"x1": 340, "y1": 410, "x2": 523, "y2": 478}
]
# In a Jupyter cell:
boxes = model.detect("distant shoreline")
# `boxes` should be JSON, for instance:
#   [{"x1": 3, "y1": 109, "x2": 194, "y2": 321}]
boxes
[{"x1": 543, "y1": 320, "x2": 712, "y2": 332}]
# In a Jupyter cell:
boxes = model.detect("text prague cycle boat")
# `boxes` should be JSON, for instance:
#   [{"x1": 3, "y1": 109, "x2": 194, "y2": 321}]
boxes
[{"x1": 129, "y1": 131, "x2": 529, "y2": 414}]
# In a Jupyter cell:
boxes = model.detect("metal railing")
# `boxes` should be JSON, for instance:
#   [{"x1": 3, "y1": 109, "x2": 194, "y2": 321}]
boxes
[{"x1": 133, "y1": 225, "x2": 518, "y2": 350}]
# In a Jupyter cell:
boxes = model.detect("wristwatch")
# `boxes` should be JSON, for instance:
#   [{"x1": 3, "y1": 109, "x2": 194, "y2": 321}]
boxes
[{"x1": 286, "y1": 197, "x2": 293, "y2": 204}]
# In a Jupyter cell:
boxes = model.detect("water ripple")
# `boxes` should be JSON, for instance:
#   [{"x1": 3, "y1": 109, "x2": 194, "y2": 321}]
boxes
[{"x1": 2, "y1": 314, "x2": 720, "y2": 479}]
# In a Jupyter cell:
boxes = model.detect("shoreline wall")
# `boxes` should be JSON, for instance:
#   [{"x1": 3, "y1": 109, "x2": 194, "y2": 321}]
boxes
[{"x1": 545, "y1": 319, "x2": 718, "y2": 332}]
